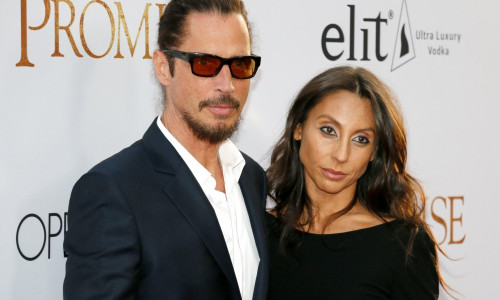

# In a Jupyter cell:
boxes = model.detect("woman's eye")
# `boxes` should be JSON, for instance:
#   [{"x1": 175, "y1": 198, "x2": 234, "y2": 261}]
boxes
[
  {"x1": 320, "y1": 126, "x2": 336, "y2": 136},
  {"x1": 353, "y1": 136, "x2": 370, "y2": 145}
]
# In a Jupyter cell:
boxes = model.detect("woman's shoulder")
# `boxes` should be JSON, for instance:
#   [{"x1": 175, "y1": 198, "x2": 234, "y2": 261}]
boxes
[
  {"x1": 390, "y1": 221, "x2": 435, "y2": 245},
  {"x1": 390, "y1": 221, "x2": 440, "y2": 298},
  {"x1": 264, "y1": 210, "x2": 435, "y2": 253},
  {"x1": 387, "y1": 220, "x2": 437, "y2": 266}
]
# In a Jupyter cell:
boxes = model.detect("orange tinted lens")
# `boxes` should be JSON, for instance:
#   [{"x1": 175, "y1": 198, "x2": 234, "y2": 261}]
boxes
[
  {"x1": 231, "y1": 57, "x2": 255, "y2": 78},
  {"x1": 192, "y1": 56, "x2": 221, "y2": 76}
]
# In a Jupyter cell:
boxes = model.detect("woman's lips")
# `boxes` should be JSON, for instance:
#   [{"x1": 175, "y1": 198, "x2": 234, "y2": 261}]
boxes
[{"x1": 321, "y1": 168, "x2": 347, "y2": 181}]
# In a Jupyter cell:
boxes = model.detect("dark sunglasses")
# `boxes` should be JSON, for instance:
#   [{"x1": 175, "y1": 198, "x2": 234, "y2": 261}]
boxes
[{"x1": 162, "y1": 49, "x2": 261, "y2": 79}]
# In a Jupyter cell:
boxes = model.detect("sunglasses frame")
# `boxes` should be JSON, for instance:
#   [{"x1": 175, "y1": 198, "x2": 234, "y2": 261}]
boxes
[{"x1": 162, "y1": 49, "x2": 261, "y2": 79}]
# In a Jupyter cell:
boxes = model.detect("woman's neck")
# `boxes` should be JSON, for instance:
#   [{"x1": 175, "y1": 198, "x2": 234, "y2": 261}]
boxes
[{"x1": 304, "y1": 189, "x2": 383, "y2": 234}]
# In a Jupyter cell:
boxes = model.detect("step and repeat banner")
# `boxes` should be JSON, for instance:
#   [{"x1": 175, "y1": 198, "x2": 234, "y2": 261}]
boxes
[{"x1": 2, "y1": 0, "x2": 499, "y2": 299}]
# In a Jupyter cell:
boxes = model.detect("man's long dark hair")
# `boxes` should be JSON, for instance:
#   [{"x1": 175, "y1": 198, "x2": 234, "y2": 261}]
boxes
[{"x1": 267, "y1": 66, "x2": 452, "y2": 294}]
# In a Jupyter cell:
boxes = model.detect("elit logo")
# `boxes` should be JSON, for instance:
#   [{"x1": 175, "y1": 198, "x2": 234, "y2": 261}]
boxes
[
  {"x1": 321, "y1": 0, "x2": 416, "y2": 72},
  {"x1": 391, "y1": 0, "x2": 415, "y2": 71}
]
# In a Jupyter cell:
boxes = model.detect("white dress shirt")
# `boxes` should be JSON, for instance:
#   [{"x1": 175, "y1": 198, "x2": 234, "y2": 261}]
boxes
[{"x1": 156, "y1": 117, "x2": 259, "y2": 300}]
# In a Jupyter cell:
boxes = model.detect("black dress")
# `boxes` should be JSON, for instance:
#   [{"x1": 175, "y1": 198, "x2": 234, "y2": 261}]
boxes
[{"x1": 266, "y1": 213, "x2": 439, "y2": 300}]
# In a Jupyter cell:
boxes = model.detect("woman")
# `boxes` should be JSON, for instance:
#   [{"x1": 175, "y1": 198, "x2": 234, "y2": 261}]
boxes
[{"x1": 266, "y1": 66, "x2": 448, "y2": 299}]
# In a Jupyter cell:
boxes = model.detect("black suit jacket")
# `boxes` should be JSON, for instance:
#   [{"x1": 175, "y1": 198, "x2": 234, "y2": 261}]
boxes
[{"x1": 63, "y1": 119, "x2": 268, "y2": 300}]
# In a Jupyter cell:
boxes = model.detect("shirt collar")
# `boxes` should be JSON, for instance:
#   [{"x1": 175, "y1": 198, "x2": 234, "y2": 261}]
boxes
[
  {"x1": 219, "y1": 138, "x2": 245, "y2": 183},
  {"x1": 156, "y1": 116, "x2": 245, "y2": 185}
]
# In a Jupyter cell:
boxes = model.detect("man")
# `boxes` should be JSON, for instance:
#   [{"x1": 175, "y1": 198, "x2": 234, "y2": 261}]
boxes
[{"x1": 63, "y1": 0, "x2": 267, "y2": 299}]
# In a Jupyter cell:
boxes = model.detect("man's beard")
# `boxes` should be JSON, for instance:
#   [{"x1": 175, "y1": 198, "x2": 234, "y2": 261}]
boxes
[{"x1": 182, "y1": 94, "x2": 241, "y2": 144}]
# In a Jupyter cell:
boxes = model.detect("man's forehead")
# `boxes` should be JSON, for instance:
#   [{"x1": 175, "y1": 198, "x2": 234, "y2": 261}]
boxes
[
  {"x1": 179, "y1": 12, "x2": 251, "y2": 55},
  {"x1": 184, "y1": 11, "x2": 247, "y2": 33}
]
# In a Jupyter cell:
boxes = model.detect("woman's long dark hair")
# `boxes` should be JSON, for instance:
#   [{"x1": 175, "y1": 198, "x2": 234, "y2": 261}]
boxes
[{"x1": 267, "y1": 66, "x2": 453, "y2": 294}]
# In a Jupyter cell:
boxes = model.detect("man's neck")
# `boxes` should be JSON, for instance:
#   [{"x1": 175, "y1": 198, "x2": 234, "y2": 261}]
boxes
[{"x1": 161, "y1": 114, "x2": 226, "y2": 192}]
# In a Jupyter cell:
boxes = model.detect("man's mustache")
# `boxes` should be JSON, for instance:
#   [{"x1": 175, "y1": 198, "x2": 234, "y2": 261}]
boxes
[{"x1": 199, "y1": 94, "x2": 240, "y2": 111}]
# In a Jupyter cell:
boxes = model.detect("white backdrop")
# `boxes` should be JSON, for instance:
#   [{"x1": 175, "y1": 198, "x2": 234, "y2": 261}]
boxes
[{"x1": 2, "y1": 0, "x2": 499, "y2": 299}]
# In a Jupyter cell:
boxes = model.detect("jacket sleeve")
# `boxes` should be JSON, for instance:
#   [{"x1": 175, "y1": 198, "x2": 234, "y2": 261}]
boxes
[{"x1": 63, "y1": 171, "x2": 140, "y2": 300}]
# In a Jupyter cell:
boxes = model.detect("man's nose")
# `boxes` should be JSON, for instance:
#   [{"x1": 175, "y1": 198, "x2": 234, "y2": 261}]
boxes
[{"x1": 214, "y1": 65, "x2": 235, "y2": 93}]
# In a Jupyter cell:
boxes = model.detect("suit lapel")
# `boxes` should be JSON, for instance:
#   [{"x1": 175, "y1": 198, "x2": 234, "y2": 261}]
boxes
[
  {"x1": 239, "y1": 170, "x2": 267, "y2": 263},
  {"x1": 239, "y1": 164, "x2": 269, "y2": 300},
  {"x1": 163, "y1": 168, "x2": 240, "y2": 295},
  {"x1": 142, "y1": 119, "x2": 240, "y2": 298}
]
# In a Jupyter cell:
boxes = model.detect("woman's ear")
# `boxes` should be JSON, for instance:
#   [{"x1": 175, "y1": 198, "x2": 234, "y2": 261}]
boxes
[
  {"x1": 293, "y1": 124, "x2": 302, "y2": 141},
  {"x1": 153, "y1": 50, "x2": 172, "y2": 86}
]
